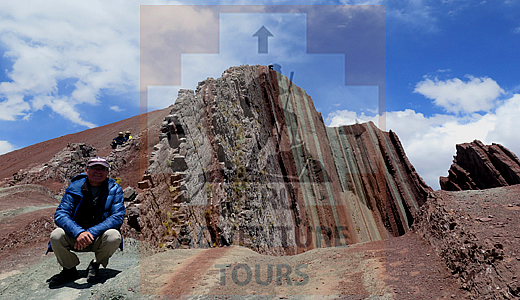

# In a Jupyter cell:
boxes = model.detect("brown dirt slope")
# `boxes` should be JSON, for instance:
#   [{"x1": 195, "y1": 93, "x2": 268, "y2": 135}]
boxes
[
  {"x1": 0, "y1": 106, "x2": 172, "y2": 183},
  {"x1": 0, "y1": 185, "x2": 58, "y2": 273},
  {"x1": 414, "y1": 185, "x2": 520, "y2": 299}
]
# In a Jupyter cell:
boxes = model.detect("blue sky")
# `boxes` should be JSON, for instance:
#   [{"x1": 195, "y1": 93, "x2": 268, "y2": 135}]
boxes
[{"x1": 1, "y1": 0, "x2": 520, "y2": 190}]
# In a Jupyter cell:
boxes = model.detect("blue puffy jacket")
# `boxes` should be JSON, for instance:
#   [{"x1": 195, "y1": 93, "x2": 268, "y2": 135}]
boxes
[{"x1": 47, "y1": 173, "x2": 125, "y2": 253}]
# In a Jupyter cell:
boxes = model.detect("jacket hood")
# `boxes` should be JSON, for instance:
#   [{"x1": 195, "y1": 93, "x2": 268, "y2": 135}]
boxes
[{"x1": 71, "y1": 173, "x2": 88, "y2": 182}]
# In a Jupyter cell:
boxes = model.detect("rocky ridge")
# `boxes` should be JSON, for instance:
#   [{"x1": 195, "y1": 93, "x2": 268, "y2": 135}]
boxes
[
  {"x1": 440, "y1": 140, "x2": 520, "y2": 191},
  {"x1": 139, "y1": 65, "x2": 432, "y2": 255},
  {"x1": 0, "y1": 137, "x2": 142, "y2": 189},
  {"x1": 1, "y1": 143, "x2": 97, "y2": 194}
]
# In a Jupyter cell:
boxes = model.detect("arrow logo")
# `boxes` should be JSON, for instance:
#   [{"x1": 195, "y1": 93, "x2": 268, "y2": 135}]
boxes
[{"x1": 253, "y1": 26, "x2": 273, "y2": 54}]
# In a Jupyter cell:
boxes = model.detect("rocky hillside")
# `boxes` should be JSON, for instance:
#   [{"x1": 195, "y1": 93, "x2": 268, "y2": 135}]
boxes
[
  {"x1": 0, "y1": 106, "x2": 171, "y2": 189},
  {"x1": 414, "y1": 185, "x2": 520, "y2": 299},
  {"x1": 440, "y1": 140, "x2": 520, "y2": 191},
  {"x1": 139, "y1": 65, "x2": 432, "y2": 255}
]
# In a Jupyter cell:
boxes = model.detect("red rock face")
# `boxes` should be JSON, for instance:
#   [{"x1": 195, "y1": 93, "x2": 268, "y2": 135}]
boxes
[
  {"x1": 141, "y1": 65, "x2": 432, "y2": 254},
  {"x1": 440, "y1": 140, "x2": 520, "y2": 191}
]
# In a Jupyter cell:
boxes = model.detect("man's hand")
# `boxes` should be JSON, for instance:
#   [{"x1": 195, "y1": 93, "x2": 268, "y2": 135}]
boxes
[{"x1": 74, "y1": 231, "x2": 94, "y2": 250}]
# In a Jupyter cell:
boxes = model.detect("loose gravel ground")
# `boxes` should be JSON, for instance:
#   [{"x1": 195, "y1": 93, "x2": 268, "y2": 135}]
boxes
[{"x1": 0, "y1": 238, "x2": 148, "y2": 300}]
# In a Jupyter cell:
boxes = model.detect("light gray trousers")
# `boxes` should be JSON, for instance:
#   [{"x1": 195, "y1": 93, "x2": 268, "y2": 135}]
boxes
[{"x1": 50, "y1": 227, "x2": 121, "y2": 269}]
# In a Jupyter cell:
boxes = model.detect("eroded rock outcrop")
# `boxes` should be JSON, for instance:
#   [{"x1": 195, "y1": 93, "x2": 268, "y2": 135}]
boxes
[
  {"x1": 413, "y1": 187, "x2": 520, "y2": 299},
  {"x1": 140, "y1": 65, "x2": 432, "y2": 255},
  {"x1": 0, "y1": 143, "x2": 97, "y2": 193},
  {"x1": 440, "y1": 140, "x2": 520, "y2": 191}
]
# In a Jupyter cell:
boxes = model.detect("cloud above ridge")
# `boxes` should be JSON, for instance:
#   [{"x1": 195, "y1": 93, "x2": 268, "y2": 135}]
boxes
[
  {"x1": 327, "y1": 76, "x2": 519, "y2": 190},
  {"x1": 414, "y1": 76, "x2": 504, "y2": 114},
  {"x1": 0, "y1": 140, "x2": 14, "y2": 155}
]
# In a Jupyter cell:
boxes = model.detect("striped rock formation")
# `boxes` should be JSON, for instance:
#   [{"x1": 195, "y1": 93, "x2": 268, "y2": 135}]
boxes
[
  {"x1": 440, "y1": 140, "x2": 520, "y2": 191},
  {"x1": 139, "y1": 65, "x2": 432, "y2": 255}
]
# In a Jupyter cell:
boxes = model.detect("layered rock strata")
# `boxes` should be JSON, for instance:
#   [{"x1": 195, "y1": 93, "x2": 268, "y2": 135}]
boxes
[
  {"x1": 440, "y1": 140, "x2": 520, "y2": 191},
  {"x1": 140, "y1": 65, "x2": 432, "y2": 255}
]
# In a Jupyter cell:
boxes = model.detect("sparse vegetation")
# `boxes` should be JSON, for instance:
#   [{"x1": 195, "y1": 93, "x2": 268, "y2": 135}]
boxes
[{"x1": 206, "y1": 183, "x2": 213, "y2": 200}]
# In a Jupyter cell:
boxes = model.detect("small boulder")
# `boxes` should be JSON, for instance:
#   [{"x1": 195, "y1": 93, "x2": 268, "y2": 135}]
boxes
[
  {"x1": 126, "y1": 206, "x2": 140, "y2": 232},
  {"x1": 123, "y1": 186, "x2": 137, "y2": 202}
]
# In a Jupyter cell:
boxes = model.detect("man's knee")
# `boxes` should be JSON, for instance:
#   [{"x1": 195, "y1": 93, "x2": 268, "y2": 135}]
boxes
[
  {"x1": 50, "y1": 227, "x2": 67, "y2": 242},
  {"x1": 103, "y1": 229, "x2": 121, "y2": 246}
]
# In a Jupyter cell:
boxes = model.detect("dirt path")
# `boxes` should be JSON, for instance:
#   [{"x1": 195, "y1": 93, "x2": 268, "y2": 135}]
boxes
[
  {"x1": 384, "y1": 233, "x2": 470, "y2": 299},
  {"x1": 0, "y1": 184, "x2": 487, "y2": 299},
  {"x1": 140, "y1": 232, "x2": 470, "y2": 299},
  {"x1": 0, "y1": 184, "x2": 58, "y2": 211},
  {"x1": 159, "y1": 246, "x2": 232, "y2": 296}
]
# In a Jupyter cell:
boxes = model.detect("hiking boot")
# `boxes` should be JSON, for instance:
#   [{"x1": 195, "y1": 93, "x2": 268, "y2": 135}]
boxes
[
  {"x1": 86, "y1": 259, "x2": 100, "y2": 283},
  {"x1": 47, "y1": 266, "x2": 79, "y2": 288}
]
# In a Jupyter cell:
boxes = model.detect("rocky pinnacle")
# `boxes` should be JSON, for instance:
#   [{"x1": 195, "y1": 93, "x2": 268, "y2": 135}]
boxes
[{"x1": 139, "y1": 65, "x2": 433, "y2": 255}]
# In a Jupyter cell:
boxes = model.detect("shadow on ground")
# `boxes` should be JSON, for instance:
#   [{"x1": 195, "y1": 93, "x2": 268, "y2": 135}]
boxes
[{"x1": 47, "y1": 268, "x2": 122, "y2": 290}]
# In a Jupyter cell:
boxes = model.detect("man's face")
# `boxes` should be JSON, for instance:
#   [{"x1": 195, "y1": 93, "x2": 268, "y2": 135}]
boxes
[{"x1": 86, "y1": 165, "x2": 109, "y2": 186}]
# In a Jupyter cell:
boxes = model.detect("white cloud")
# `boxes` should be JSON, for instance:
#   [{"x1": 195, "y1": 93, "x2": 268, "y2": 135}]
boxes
[
  {"x1": 387, "y1": 0, "x2": 439, "y2": 32},
  {"x1": 46, "y1": 96, "x2": 97, "y2": 128},
  {"x1": 0, "y1": 0, "x2": 474, "y2": 128},
  {"x1": 487, "y1": 94, "x2": 520, "y2": 150},
  {"x1": 513, "y1": 27, "x2": 520, "y2": 34},
  {"x1": 0, "y1": 140, "x2": 15, "y2": 155},
  {"x1": 414, "y1": 76, "x2": 504, "y2": 114},
  {"x1": 327, "y1": 110, "x2": 375, "y2": 127},
  {"x1": 0, "y1": 0, "x2": 149, "y2": 127},
  {"x1": 325, "y1": 93, "x2": 520, "y2": 190},
  {"x1": 383, "y1": 0, "x2": 487, "y2": 33},
  {"x1": 0, "y1": 94, "x2": 30, "y2": 121},
  {"x1": 110, "y1": 105, "x2": 125, "y2": 112}
]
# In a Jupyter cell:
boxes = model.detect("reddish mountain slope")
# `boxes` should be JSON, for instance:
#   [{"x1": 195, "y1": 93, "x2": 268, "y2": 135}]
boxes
[{"x1": 0, "y1": 107, "x2": 172, "y2": 187}]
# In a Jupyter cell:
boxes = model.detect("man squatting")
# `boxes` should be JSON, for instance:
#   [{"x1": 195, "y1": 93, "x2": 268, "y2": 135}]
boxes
[{"x1": 47, "y1": 156, "x2": 125, "y2": 287}]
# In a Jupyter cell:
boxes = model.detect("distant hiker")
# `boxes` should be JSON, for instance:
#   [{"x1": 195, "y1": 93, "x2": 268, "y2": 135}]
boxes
[
  {"x1": 111, "y1": 132, "x2": 126, "y2": 149},
  {"x1": 124, "y1": 130, "x2": 132, "y2": 142},
  {"x1": 46, "y1": 157, "x2": 125, "y2": 287},
  {"x1": 268, "y1": 63, "x2": 274, "y2": 70}
]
